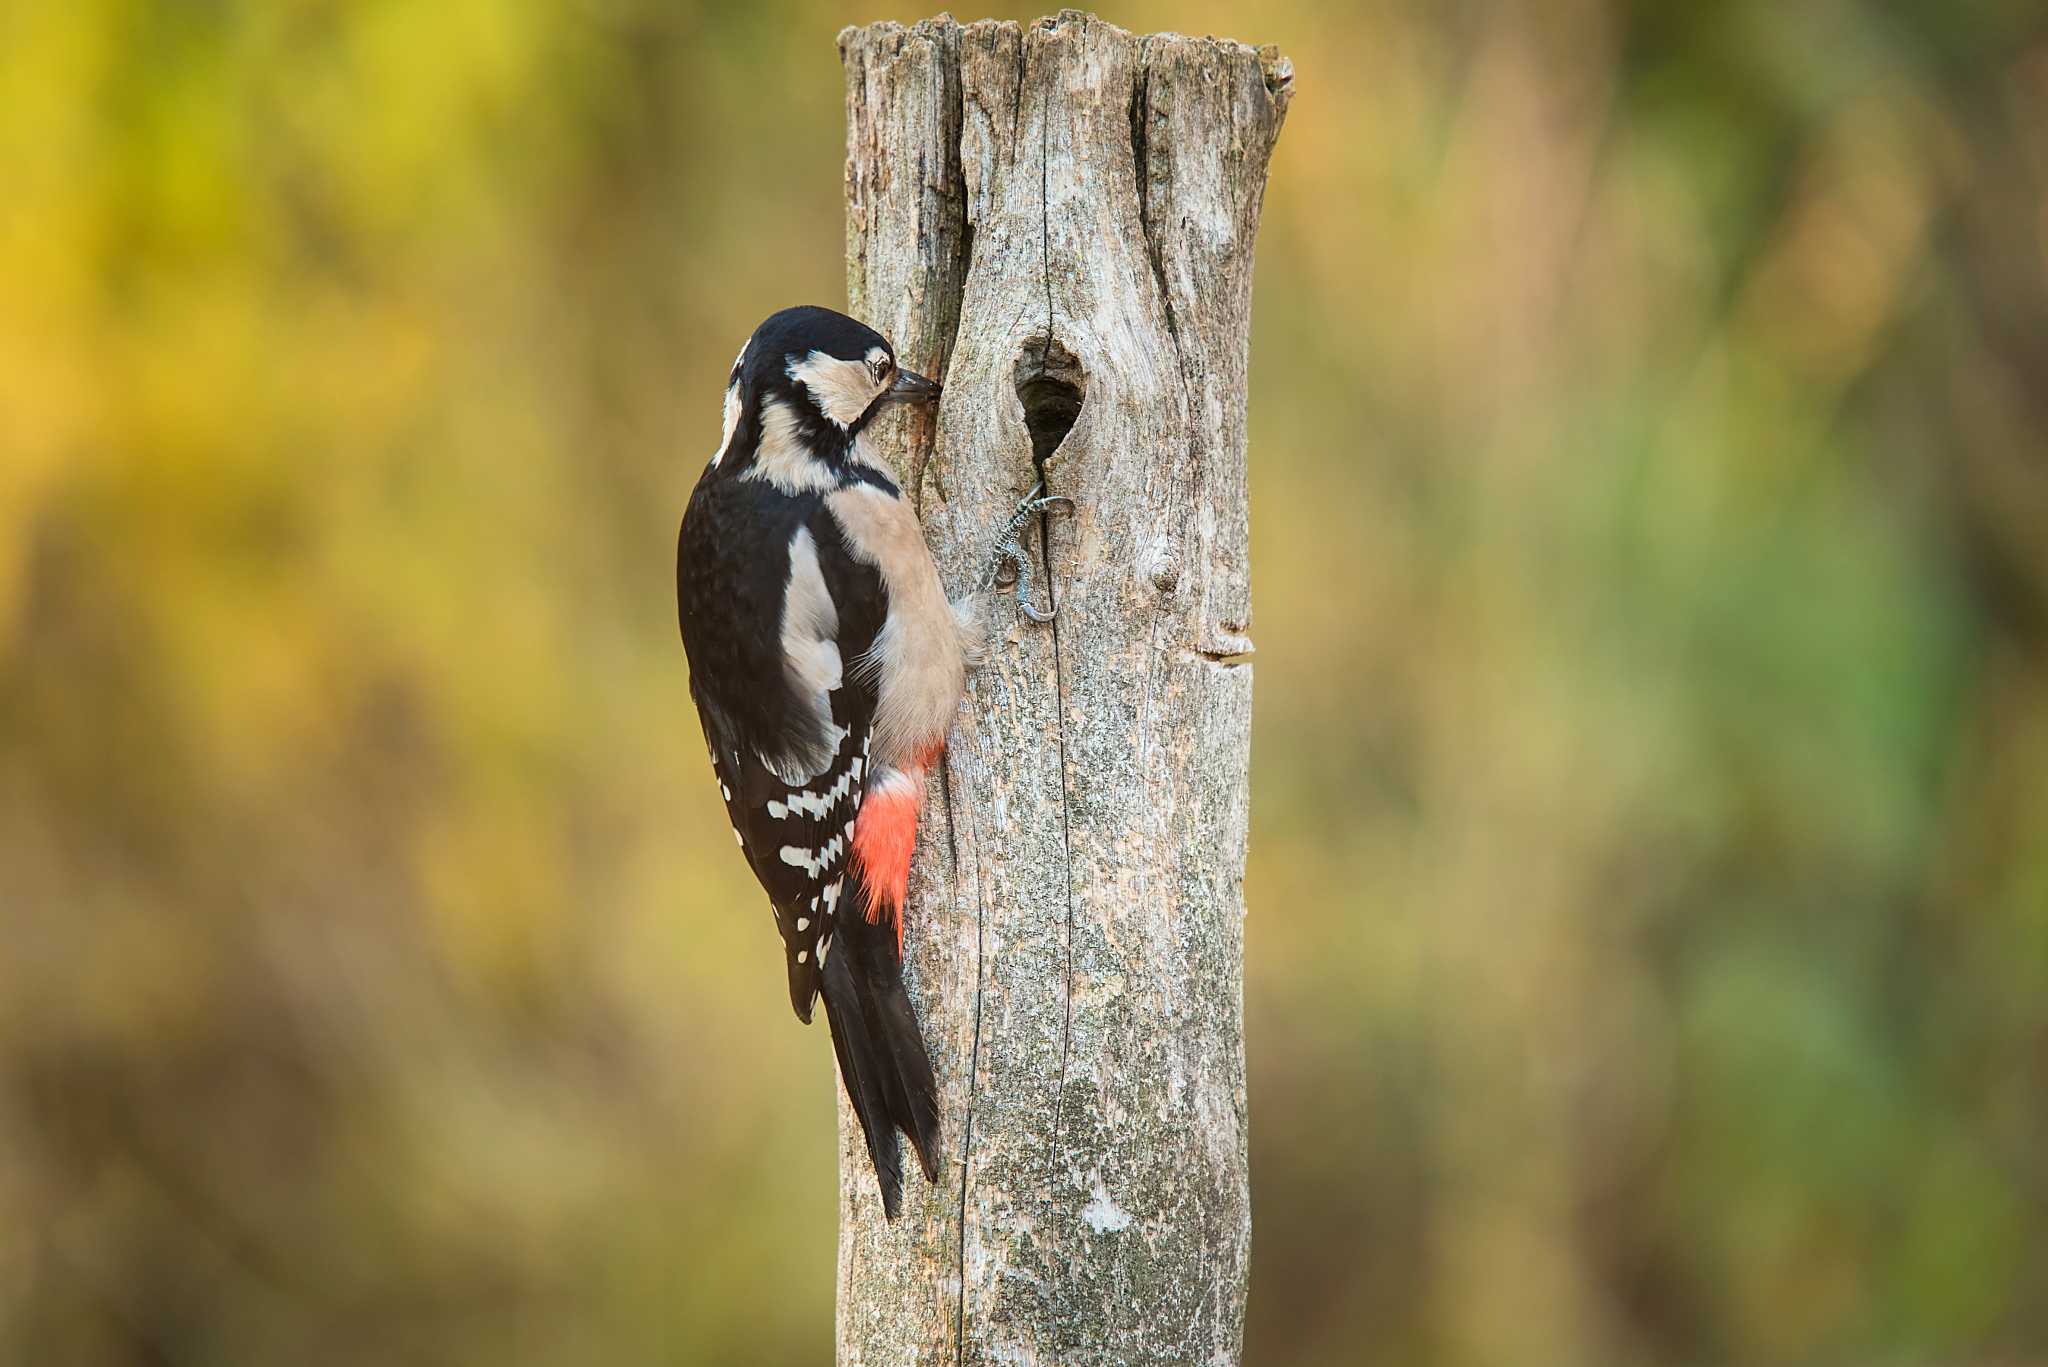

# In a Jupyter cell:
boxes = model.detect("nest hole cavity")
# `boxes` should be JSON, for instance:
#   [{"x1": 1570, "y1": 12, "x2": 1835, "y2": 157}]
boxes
[{"x1": 1014, "y1": 337, "x2": 1084, "y2": 474}]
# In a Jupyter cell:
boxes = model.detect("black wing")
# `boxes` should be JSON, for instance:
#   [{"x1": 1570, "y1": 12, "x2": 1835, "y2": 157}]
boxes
[{"x1": 676, "y1": 476, "x2": 885, "y2": 1019}]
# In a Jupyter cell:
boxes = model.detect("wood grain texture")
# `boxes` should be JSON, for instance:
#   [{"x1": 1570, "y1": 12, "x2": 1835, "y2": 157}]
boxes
[{"x1": 837, "y1": 13, "x2": 1290, "y2": 1363}]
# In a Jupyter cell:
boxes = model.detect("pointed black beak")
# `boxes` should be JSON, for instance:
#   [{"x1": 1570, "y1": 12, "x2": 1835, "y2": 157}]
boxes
[{"x1": 884, "y1": 367, "x2": 942, "y2": 406}]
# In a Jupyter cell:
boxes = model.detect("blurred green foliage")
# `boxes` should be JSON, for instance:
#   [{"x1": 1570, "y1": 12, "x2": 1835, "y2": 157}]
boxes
[{"x1": 2, "y1": 0, "x2": 2046, "y2": 1363}]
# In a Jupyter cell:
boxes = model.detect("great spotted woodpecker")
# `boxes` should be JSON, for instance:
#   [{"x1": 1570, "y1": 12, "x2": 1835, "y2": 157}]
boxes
[{"x1": 675, "y1": 306, "x2": 1061, "y2": 1218}]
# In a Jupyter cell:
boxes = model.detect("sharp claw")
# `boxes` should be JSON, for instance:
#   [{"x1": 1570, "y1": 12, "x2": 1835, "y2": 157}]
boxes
[
  {"x1": 977, "y1": 483, "x2": 1070, "y2": 623},
  {"x1": 1009, "y1": 536, "x2": 1059, "y2": 624}
]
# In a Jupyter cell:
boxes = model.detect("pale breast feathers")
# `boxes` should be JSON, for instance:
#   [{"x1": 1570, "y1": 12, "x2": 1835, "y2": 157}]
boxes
[{"x1": 825, "y1": 481, "x2": 966, "y2": 768}]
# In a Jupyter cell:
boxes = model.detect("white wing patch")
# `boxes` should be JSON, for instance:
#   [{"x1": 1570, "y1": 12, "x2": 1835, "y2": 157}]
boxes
[{"x1": 766, "y1": 525, "x2": 845, "y2": 783}]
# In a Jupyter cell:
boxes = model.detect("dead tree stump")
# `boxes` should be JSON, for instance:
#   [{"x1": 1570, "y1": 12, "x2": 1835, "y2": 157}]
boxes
[{"x1": 836, "y1": 13, "x2": 1291, "y2": 1364}]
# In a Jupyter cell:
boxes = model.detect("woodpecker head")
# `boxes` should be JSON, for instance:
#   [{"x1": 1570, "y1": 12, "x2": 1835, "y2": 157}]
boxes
[{"x1": 710, "y1": 306, "x2": 940, "y2": 481}]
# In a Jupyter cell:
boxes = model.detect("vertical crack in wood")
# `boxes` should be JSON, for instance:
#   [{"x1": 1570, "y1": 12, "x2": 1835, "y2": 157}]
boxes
[
  {"x1": 1129, "y1": 42, "x2": 1180, "y2": 359},
  {"x1": 942, "y1": 752, "x2": 981, "y2": 1367},
  {"x1": 1013, "y1": 334, "x2": 1085, "y2": 1228},
  {"x1": 1028, "y1": 33, "x2": 1082, "y2": 1353},
  {"x1": 1037, "y1": 26, "x2": 1056, "y2": 387},
  {"x1": 1011, "y1": 30, "x2": 1080, "y2": 1328},
  {"x1": 914, "y1": 46, "x2": 969, "y2": 520}
]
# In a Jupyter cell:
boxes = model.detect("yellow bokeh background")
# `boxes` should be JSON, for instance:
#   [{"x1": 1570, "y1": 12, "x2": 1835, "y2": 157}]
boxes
[{"x1": 4, "y1": 1, "x2": 2048, "y2": 1363}]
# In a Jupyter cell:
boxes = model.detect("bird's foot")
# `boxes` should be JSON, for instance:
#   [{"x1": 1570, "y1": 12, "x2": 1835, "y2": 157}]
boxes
[{"x1": 978, "y1": 483, "x2": 1074, "y2": 624}]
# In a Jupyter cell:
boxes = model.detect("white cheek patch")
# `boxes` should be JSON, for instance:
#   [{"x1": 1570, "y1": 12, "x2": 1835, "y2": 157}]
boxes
[
  {"x1": 744, "y1": 397, "x2": 837, "y2": 494},
  {"x1": 789, "y1": 350, "x2": 887, "y2": 428}
]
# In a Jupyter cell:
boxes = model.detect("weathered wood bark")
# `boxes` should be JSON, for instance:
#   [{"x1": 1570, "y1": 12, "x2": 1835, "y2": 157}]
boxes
[{"x1": 836, "y1": 13, "x2": 1290, "y2": 1364}]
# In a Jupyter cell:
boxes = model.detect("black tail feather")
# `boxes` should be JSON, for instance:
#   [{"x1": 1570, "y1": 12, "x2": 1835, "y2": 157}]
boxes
[
  {"x1": 820, "y1": 948, "x2": 904, "y2": 1219},
  {"x1": 871, "y1": 974, "x2": 942, "y2": 1182},
  {"x1": 817, "y1": 897, "x2": 942, "y2": 1218}
]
